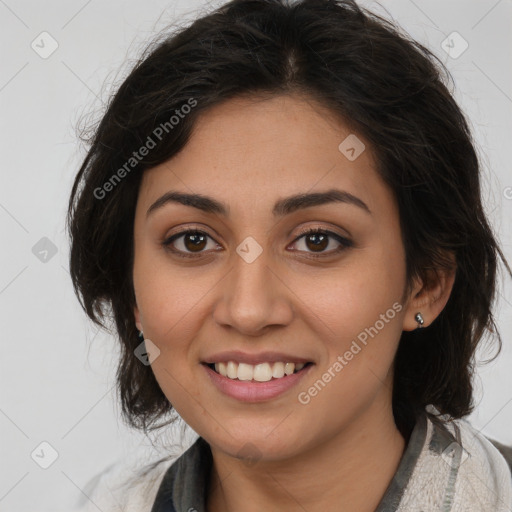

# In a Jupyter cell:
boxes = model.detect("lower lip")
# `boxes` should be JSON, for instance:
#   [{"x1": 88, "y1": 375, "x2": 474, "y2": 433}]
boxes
[{"x1": 202, "y1": 363, "x2": 313, "y2": 402}]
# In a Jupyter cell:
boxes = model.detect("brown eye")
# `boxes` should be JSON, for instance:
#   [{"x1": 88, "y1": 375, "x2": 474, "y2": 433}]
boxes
[
  {"x1": 182, "y1": 232, "x2": 208, "y2": 252},
  {"x1": 290, "y1": 228, "x2": 353, "y2": 258},
  {"x1": 162, "y1": 227, "x2": 353, "y2": 260},
  {"x1": 303, "y1": 232, "x2": 329, "y2": 252},
  {"x1": 162, "y1": 230, "x2": 217, "y2": 258}
]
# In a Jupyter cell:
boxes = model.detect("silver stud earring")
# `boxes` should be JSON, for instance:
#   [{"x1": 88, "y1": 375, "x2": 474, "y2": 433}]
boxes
[{"x1": 414, "y1": 312, "x2": 424, "y2": 329}]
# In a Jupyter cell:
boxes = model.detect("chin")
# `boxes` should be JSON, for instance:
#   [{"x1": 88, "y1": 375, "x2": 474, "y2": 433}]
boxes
[{"x1": 205, "y1": 428, "x2": 308, "y2": 464}]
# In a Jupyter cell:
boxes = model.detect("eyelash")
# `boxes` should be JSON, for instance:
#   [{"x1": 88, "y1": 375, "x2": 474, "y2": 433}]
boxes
[{"x1": 162, "y1": 227, "x2": 353, "y2": 260}]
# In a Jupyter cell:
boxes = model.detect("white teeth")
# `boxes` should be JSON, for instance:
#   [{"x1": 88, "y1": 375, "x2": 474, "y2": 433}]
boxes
[
  {"x1": 211, "y1": 361, "x2": 307, "y2": 381},
  {"x1": 253, "y1": 363, "x2": 272, "y2": 382},
  {"x1": 284, "y1": 362, "x2": 295, "y2": 376},
  {"x1": 237, "y1": 363, "x2": 253, "y2": 381},
  {"x1": 226, "y1": 361, "x2": 238, "y2": 379},
  {"x1": 272, "y1": 362, "x2": 285, "y2": 378}
]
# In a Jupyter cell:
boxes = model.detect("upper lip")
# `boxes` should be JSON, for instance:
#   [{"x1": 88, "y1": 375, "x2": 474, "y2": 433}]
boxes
[{"x1": 202, "y1": 350, "x2": 313, "y2": 365}]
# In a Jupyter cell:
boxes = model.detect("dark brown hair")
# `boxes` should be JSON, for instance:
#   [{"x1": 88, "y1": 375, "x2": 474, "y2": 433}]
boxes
[{"x1": 67, "y1": 0, "x2": 510, "y2": 437}]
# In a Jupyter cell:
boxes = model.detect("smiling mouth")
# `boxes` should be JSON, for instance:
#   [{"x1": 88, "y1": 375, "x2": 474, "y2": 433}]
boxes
[{"x1": 205, "y1": 361, "x2": 313, "y2": 382}]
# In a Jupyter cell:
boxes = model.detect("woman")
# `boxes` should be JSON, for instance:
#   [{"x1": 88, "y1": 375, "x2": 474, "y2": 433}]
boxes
[{"x1": 68, "y1": 0, "x2": 512, "y2": 510}]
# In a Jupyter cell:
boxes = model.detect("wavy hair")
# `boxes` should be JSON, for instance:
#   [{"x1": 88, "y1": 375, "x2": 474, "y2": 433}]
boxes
[{"x1": 67, "y1": 0, "x2": 510, "y2": 436}]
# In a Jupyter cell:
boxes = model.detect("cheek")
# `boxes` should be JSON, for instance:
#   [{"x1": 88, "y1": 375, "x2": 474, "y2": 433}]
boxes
[
  {"x1": 300, "y1": 247, "x2": 405, "y2": 338},
  {"x1": 294, "y1": 270, "x2": 404, "y2": 433},
  {"x1": 133, "y1": 261, "x2": 208, "y2": 408},
  {"x1": 295, "y1": 243, "x2": 406, "y2": 392},
  {"x1": 133, "y1": 241, "x2": 214, "y2": 338}
]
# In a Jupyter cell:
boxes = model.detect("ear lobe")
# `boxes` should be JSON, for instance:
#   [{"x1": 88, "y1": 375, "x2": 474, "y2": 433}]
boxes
[
  {"x1": 402, "y1": 259, "x2": 456, "y2": 331},
  {"x1": 134, "y1": 306, "x2": 143, "y2": 333}
]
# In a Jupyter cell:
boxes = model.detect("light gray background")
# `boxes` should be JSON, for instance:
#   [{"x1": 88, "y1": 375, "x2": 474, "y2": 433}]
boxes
[{"x1": 1, "y1": 1, "x2": 511, "y2": 511}]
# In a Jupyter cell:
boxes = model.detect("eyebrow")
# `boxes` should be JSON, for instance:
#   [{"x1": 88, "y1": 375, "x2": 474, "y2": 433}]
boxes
[{"x1": 146, "y1": 188, "x2": 371, "y2": 218}]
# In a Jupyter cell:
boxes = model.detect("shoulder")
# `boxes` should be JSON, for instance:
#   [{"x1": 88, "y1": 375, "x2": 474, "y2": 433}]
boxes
[
  {"x1": 487, "y1": 437, "x2": 512, "y2": 474},
  {"x1": 424, "y1": 408, "x2": 511, "y2": 477},
  {"x1": 396, "y1": 412, "x2": 512, "y2": 510},
  {"x1": 70, "y1": 454, "x2": 179, "y2": 512},
  {"x1": 453, "y1": 416, "x2": 512, "y2": 477},
  {"x1": 440, "y1": 415, "x2": 512, "y2": 508}
]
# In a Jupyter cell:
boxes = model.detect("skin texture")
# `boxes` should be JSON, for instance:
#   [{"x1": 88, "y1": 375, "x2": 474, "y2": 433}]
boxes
[{"x1": 132, "y1": 94, "x2": 455, "y2": 512}]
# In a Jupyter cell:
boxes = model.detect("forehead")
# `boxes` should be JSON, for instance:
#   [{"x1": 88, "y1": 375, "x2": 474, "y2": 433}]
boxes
[{"x1": 138, "y1": 93, "x2": 391, "y2": 220}]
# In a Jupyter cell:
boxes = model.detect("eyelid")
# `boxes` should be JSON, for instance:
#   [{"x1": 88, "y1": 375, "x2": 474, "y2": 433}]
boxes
[{"x1": 292, "y1": 224, "x2": 351, "y2": 243}]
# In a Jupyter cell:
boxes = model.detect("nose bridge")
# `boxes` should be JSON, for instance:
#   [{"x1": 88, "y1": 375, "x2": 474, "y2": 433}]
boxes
[
  {"x1": 233, "y1": 240, "x2": 271, "y2": 300},
  {"x1": 213, "y1": 236, "x2": 293, "y2": 334}
]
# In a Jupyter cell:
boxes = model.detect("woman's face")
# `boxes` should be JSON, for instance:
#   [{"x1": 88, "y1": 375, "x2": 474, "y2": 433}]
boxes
[{"x1": 132, "y1": 93, "x2": 413, "y2": 461}]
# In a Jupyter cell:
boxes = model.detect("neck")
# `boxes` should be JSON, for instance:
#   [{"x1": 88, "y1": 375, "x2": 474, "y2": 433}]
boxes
[{"x1": 206, "y1": 400, "x2": 407, "y2": 512}]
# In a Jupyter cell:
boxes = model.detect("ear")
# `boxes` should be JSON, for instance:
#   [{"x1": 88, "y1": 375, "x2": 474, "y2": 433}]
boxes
[
  {"x1": 402, "y1": 255, "x2": 456, "y2": 331},
  {"x1": 134, "y1": 305, "x2": 143, "y2": 333}
]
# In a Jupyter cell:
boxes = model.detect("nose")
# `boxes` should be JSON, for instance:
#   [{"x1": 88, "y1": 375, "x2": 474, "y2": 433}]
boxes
[{"x1": 212, "y1": 245, "x2": 294, "y2": 336}]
